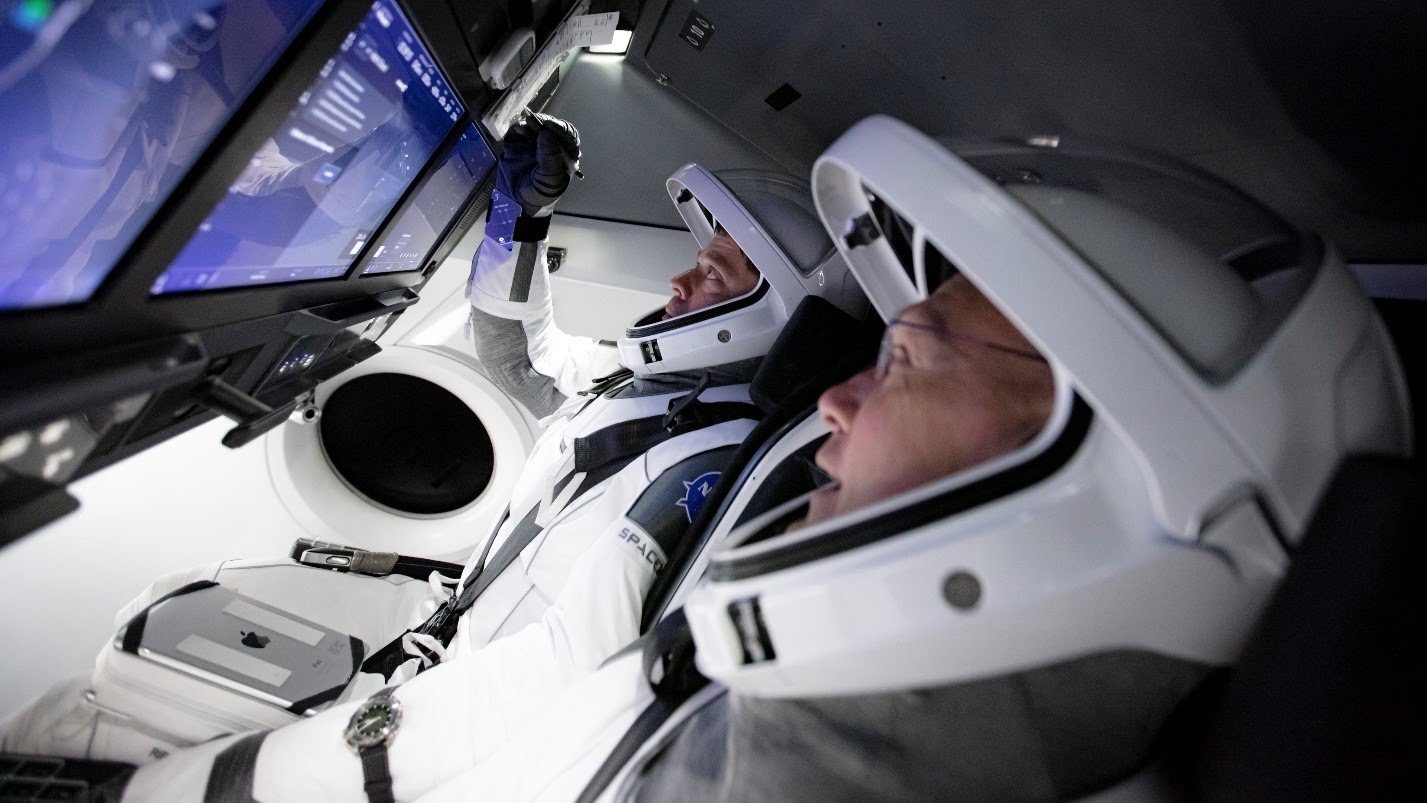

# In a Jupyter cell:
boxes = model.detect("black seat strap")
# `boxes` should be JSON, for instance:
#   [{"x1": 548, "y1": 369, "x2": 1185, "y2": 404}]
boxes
[
  {"x1": 562, "y1": 368, "x2": 634, "y2": 422},
  {"x1": 359, "y1": 441, "x2": 641, "y2": 676},
  {"x1": 577, "y1": 609, "x2": 710, "y2": 803},
  {"x1": 362, "y1": 456, "x2": 648, "y2": 676},
  {"x1": 451, "y1": 504, "x2": 542, "y2": 615},
  {"x1": 574, "y1": 697, "x2": 676, "y2": 803},
  {"x1": 579, "y1": 367, "x2": 635, "y2": 397},
  {"x1": 360, "y1": 388, "x2": 760, "y2": 677},
  {"x1": 451, "y1": 397, "x2": 758, "y2": 618},
  {"x1": 572, "y1": 401, "x2": 761, "y2": 475}
]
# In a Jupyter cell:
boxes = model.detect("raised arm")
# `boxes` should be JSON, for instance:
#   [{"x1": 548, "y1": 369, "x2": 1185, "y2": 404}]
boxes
[{"x1": 466, "y1": 115, "x2": 621, "y2": 418}]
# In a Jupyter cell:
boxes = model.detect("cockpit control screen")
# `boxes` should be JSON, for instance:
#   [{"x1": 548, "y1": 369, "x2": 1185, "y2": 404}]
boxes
[
  {"x1": 361, "y1": 122, "x2": 495, "y2": 275},
  {"x1": 0, "y1": 0, "x2": 325, "y2": 311},
  {"x1": 152, "y1": 0, "x2": 464, "y2": 295}
]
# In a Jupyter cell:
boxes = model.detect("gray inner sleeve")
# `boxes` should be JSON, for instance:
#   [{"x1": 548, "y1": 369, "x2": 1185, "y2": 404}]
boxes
[
  {"x1": 468, "y1": 307, "x2": 569, "y2": 419},
  {"x1": 633, "y1": 650, "x2": 1213, "y2": 802}
]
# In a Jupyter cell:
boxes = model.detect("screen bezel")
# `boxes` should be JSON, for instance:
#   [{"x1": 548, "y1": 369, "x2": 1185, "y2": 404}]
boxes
[{"x1": 0, "y1": 0, "x2": 492, "y2": 364}]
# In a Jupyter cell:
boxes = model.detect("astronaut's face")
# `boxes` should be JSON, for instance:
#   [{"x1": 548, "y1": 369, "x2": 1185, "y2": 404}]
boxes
[
  {"x1": 663, "y1": 229, "x2": 760, "y2": 319},
  {"x1": 805, "y1": 275, "x2": 1055, "y2": 527}
]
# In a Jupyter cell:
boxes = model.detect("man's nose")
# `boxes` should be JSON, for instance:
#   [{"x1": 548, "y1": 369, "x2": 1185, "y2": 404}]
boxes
[
  {"x1": 818, "y1": 368, "x2": 875, "y2": 434},
  {"x1": 669, "y1": 268, "x2": 695, "y2": 300}
]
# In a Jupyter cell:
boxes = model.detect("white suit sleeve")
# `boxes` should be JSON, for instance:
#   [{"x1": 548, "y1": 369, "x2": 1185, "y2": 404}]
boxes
[
  {"x1": 118, "y1": 539, "x2": 648, "y2": 803},
  {"x1": 157, "y1": 515, "x2": 660, "y2": 803},
  {"x1": 466, "y1": 232, "x2": 623, "y2": 418}
]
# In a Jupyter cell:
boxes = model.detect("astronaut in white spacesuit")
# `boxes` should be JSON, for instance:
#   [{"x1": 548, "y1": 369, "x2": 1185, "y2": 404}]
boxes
[
  {"x1": 118, "y1": 114, "x2": 1413, "y2": 802},
  {"x1": 0, "y1": 114, "x2": 866, "y2": 775},
  {"x1": 570, "y1": 117, "x2": 1413, "y2": 802}
]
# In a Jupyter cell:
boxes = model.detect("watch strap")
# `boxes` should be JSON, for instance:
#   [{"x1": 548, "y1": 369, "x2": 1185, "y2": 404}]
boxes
[{"x1": 360, "y1": 744, "x2": 395, "y2": 803}]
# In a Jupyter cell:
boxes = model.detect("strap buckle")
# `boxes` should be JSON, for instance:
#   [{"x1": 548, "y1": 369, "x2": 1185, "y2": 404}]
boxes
[
  {"x1": 296, "y1": 545, "x2": 359, "y2": 571},
  {"x1": 663, "y1": 400, "x2": 707, "y2": 433},
  {"x1": 663, "y1": 372, "x2": 713, "y2": 432},
  {"x1": 412, "y1": 595, "x2": 461, "y2": 659},
  {"x1": 423, "y1": 595, "x2": 457, "y2": 635}
]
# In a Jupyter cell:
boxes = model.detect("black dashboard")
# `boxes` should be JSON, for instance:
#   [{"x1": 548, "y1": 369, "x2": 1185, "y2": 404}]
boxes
[{"x1": 0, "y1": 0, "x2": 593, "y2": 544}]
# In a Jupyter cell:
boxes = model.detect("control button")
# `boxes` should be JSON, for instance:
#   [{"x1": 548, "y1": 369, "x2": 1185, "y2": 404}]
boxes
[
  {"x1": 39, "y1": 419, "x2": 70, "y2": 445},
  {"x1": 42, "y1": 447, "x2": 77, "y2": 480},
  {"x1": 325, "y1": 555, "x2": 352, "y2": 567},
  {"x1": 0, "y1": 431, "x2": 32, "y2": 462}
]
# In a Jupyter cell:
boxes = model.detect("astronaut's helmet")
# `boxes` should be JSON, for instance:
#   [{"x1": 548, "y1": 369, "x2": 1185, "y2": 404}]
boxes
[
  {"x1": 684, "y1": 115, "x2": 1412, "y2": 700},
  {"x1": 617, "y1": 167, "x2": 868, "y2": 375}
]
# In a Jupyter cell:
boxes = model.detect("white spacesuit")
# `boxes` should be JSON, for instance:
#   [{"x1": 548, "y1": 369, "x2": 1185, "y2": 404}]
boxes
[
  {"x1": 154, "y1": 114, "x2": 1412, "y2": 803},
  {"x1": 0, "y1": 116, "x2": 865, "y2": 785}
]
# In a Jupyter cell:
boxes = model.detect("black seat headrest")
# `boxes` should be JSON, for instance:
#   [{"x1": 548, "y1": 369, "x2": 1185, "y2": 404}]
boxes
[
  {"x1": 748, "y1": 297, "x2": 881, "y2": 415},
  {"x1": 1195, "y1": 455, "x2": 1427, "y2": 799}
]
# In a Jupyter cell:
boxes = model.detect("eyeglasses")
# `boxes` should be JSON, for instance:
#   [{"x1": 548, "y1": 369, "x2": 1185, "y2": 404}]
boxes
[{"x1": 874, "y1": 318, "x2": 1048, "y2": 381}]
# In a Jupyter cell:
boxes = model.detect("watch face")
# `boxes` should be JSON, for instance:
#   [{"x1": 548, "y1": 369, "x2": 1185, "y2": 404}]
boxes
[
  {"x1": 357, "y1": 706, "x2": 392, "y2": 736},
  {"x1": 346, "y1": 695, "x2": 402, "y2": 751}
]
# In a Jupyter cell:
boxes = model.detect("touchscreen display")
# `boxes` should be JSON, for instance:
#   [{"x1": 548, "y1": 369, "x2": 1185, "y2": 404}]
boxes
[
  {"x1": 0, "y1": 0, "x2": 325, "y2": 311},
  {"x1": 152, "y1": 0, "x2": 464, "y2": 295},
  {"x1": 361, "y1": 122, "x2": 495, "y2": 275}
]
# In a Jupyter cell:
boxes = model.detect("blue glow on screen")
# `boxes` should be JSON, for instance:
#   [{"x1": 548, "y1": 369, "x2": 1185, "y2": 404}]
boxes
[
  {"x1": 0, "y1": 0, "x2": 325, "y2": 311},
  {"x1": 484, "y1": 186, "x2": 520, "y2": 251},
  {"x1": 361, "y1": 123, "x2": 494, "y2": 276},
  {"x1": 152, "y1": 0, "x2": 463, "y2": 295}
]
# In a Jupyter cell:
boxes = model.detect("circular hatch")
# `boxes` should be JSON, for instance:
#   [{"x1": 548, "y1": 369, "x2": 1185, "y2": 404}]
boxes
[{"x1": 319, "y1": 373, "x2": 495, "y2": 515}]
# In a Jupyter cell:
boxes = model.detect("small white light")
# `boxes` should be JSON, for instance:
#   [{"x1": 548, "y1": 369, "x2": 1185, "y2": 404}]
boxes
[
  {"x1": 589, "y1": 29, "x2": 632, "y2": 55},
  {"x1": 150, "y1": 61, "x2": 177, "y2": 82},
  {"x1": 39, "y1": 419, "x2": 70, "y2": 446},
  {"x1": 42, "y1": 447, "x2": 77, "y2": 480},
  {"x1": 0, "y1": 431, "x2": 32, "y2": 462}
]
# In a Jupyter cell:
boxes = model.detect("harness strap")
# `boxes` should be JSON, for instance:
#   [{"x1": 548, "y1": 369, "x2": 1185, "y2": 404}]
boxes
[
  {"x1": 452, "y1": 505, "x2": 542, "y2": 616},
  {"x1": 579, "y1": 367, "x2": 635, "y2": 397},
  {"x1": 563, "y1": 367, "x2": 634, "y2": 422},
  {"x1": 452, "y1": 401, "x2": 759, "y2": 620},
  {"x1": 572, "y1": 400, "x2": 761, "y2": 474},
  {"x1": 574, "y1": 697, "x2": 677, "y2": 803},
  {"x1": 360, "y1": 462, "x2": 627, "y2": 677},
  {"x1": 577, "y1": 610, "x2": 709, "y2": 803},
  {"x1": 360, "y1": 383, "x2": 760, "y2": 677}
]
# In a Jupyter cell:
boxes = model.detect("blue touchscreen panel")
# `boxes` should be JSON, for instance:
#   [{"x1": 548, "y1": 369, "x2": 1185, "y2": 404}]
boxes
[
  {"x1": 361, "y1": 122, "x2": 494, "y2": 275},
  {"x1": 0, "y1": 0, "x2": 325, "y2": 310},
  {"x1": 152, "y1": 0, "x2": 463, "y2": 295}
]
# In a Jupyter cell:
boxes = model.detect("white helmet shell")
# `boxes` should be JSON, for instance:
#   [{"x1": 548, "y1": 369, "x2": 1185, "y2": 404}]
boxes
[
  {"x1": 684, "y1": 115, "x2": 1412, "y2": 698},
  {"x1": 616, "y1": 166, "x2": 867, "y2": 375}
]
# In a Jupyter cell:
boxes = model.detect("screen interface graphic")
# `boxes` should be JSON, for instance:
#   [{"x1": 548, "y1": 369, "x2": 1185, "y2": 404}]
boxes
[
  {"x1": 361, "y1": 123, "x2": 494, "y2": 275},
  {"x1": 0, "y1": 0, "x2": 325, "y2": 311},
  {"x1": 484, "y1": 185, "x2": 520, "y2": 250},
  {"x1": 152, "y1": 0, "x2": 464, "y2": 295}
]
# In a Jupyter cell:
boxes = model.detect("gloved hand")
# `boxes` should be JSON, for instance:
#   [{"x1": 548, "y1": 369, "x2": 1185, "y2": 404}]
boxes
[{"x1": 498, "y1": 112, "x2": 581, "y2": 217}]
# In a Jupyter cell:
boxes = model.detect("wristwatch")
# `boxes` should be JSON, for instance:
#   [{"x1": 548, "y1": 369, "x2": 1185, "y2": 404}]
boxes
[{"x1": 345, "y1": 687, "x2": 403, "y2": 803}]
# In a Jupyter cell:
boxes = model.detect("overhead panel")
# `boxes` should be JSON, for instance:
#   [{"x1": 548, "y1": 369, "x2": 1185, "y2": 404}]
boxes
[{"x1": 631, "y1": 0, "x2": 1427, "y2": 262}]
